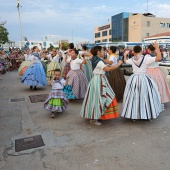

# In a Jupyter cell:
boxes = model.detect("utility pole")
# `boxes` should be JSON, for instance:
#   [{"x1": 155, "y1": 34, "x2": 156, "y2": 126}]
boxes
[
  {"x1": 146, "y1": 0, "x2": 149, "y2": 13},
  {"x1": 72, "y1": 30, "x2": 73, "y2": 43},
  {"x1": 16, "y1": 0, "x2": 23, "y2": 49}
]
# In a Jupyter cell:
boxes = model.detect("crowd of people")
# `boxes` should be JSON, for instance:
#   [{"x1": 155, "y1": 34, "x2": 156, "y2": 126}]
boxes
[{"x1": 1, "y1": 42, "x2": 170, "y2": 125}]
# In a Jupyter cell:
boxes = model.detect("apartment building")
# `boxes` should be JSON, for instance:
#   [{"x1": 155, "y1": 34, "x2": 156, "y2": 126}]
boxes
[
  {"x1": 128, "y1": 13, "x2": 170, "y2": 42},
  {"x1": 94, "y1": 23, "x2": 112, "y2": 43}
]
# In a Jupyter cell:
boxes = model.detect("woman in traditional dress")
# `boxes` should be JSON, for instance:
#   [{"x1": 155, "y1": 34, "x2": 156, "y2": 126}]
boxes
[
  {"x1": 63, "y1": 49, "x2": 88, "y2": 100},
  {"x1": 18, "y1": 50, "x2": 32, "y2": 76},
  {"x1": 121, "y1": 43, "x2": 164, "y2": 121},
  {"x1": 80, "y1": 46, "x2": 122, "y2": 126},
  {"x1": 80, "y1": 45, "x2": 93, "y2": 82},
  {"x1": 46, "y1": 48, "x2": 61, "y2": 82},
  {"x1": 146, "y1": 44, "x2": 170, "y2": 103},
  {"x1": 62, "y1": 43, "x2": 74, "y2": 79},
  {"x1": 103, "y1": 46, "x2": 126, "y2": 101},
  {"x1": 21, "y1": 46, "x2": 47, "y2": 90}
]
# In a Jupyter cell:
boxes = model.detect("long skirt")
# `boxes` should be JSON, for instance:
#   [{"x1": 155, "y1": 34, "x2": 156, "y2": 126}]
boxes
[
  {"x1": 82, "y1": 59, "x2": 93, "y2": 82},
  {"x1": 21, "y1": 63, "x2": 47, "y2": 86},
  {"x1": 63, "y1": 69, "x2": 88, "y2": 99},
  {"x1": 121, "y1": 74, "x2": 164, "y2": 120},
  {"x1": 62, "y1": 62, "x2": 70, "y2": 79},
  {"x1": 18, "y1": 60, "x2": 32, "y2": 76},
  {"x1": 146, "y1": 67, "x2": 170, "y2": 103},
  {"x1": 41, "y1": 61, "x2": 47, "y2": 74},
  {"x1": 107, "y1": 67, "x2": 126, "y2": 101},
  {"x1": 44, "y1": 89, "x2": 68, "y2": 112},
  {"x1": 80, "y1": 74, "x2": 118, "y2": 120},
  {"x1": 46, "y1": 61, "x2": 61, "y2": 82}
]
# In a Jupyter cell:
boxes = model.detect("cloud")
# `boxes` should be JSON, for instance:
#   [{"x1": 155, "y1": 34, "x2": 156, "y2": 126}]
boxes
[{"x1": 1, "y1": 0, "x2": 170, "y2": 44}]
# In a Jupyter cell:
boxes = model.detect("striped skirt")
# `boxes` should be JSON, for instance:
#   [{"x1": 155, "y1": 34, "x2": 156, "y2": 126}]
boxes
[
  {"x1": 146, "y1": 67, "x2": 170, "y2": 103},
  {"x1": 44, "y1": 89, "x2": 68, "y2": 112},
  {"x1": 82, "y1": 59, "x2": 93, "y2": 82},
  {"x1": 121, "y1": 74, "x2": 164, "y2": 120},
  {"x1": 80, "y1": 74, "x2": 118, "y2": 120}
]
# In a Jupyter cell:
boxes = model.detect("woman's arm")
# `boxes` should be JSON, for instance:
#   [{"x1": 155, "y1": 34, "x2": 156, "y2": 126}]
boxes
[
  {"x1": 152, "y1": 43, "x2": 161, "y2": 62},
  {"x1": 103, "y1": 60, "x2": 122, "y2": 72},
  {"x1": 82, "y1": 58, "x2": 86, "y2": 64},
  {"x1": 102, "y1": 58, "x2": 113, "y2": 65},
  {"x1": 123, "y1": 53, "x2": 127, "y2": 63}
]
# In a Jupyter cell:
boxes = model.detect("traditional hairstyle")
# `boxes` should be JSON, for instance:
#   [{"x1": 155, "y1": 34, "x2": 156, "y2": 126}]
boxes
[
  {"x1": 54, "y1": 69, "x2": 61, "y2": 73},
  {"x1": 72, "y1": 48, "x2": 79, "y2": 55},
  {"x1": 133, "y1": 45, "x2": 142, "y2": 53},
  {"x1": 32, "y1": 46, "x2": 37, "y2": 51},
  {"x1": 69, "y1": 43, "x2": 74, "y2": 49},
  {"x1": 82, "y1": 45, "x2": 87, "y2": 51},
  {"x1": 109, "y1": 46, "x2": 117, "y2": 53},
  {"x1": 148, "y1": 44, "x2": 155, "y2": 52},
  {"x1": 90, "y1": 46, "x2": 102, "y2": 56}
]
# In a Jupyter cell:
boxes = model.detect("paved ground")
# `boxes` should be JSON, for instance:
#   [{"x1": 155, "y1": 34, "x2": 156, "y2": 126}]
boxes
[{"x1": 0, "y1": 70, "x2": 170, "y2": 170}]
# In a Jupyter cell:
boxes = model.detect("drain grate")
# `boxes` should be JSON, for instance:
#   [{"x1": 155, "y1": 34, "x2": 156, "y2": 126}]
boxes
[
  {"x1": 29, "y1": 94, "x2": 48, "y2": 103},
  {"x1": 15, "y1": 135, "x2": 45, "y2": 152},
  {"x1": 10, "y1": 98, "x2": 25, "y2": 102}
]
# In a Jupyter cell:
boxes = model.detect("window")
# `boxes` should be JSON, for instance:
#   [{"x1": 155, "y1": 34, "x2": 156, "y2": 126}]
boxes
[
  {"x1": 167, "y1": 23, "x2": 170, "y2": 28},
  {"x1": 147, "y1": 21, "x2": 150, "y2": 27},
  {"x1": 102, "y1": 39, "x2": 107, "y2": 42},
  {"x1": 109, "y1": 30, "x2": 111, "y2": 35},
  {"x1": 102, "y1": 31, "x2": 107, "y2": 37},
  {"x1": 95, "y1": 32, "x2": 100, "y2": 38},
  {"x1": 95, "y1": 40, "x2": 101, "y2": 43},
  {"x1": 160, "y1": 23, "x2": 165, "y2": 28},
  {"x1": 109, "y1": 38, "x2": 112, "y2": 42},
  {"x1": 146, "y1": 33, "x2": 149, "y2": 37}
]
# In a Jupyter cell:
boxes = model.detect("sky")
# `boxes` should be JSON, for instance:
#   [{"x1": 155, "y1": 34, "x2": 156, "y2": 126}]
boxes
[{"x1": 1, "y1": 0, "x2": 170, "y2": 45}]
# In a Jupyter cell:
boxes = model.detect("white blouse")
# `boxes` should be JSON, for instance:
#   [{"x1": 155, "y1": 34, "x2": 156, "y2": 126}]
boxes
[
  {"x1": 109, "y1": 55, "x2": 118, "y2": 66},
  {"x1": 145, "y1": 54, "x2": 159, "y2": 68},
  {"x1": 70, "y1": 58, "x2": 84, "y2": 70},
  {"x1": 93, "y1": 61, "x2": 106, "y2": 75},
  {"x1": 126, "y1": 56, "x2": 156, "y2": 74},
  {"x1": 51, "y1": 79, "x2": 66, "y2": 90},
  {"x1": 48, "y1": 54, "x2": 60, "y2": 63}
]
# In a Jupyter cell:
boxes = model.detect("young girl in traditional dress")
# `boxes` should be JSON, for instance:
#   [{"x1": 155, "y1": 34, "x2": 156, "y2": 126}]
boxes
[
  {"x1": 44, "y1": 69, "x2": 68, "y2": 118},
  {"x1": 146, "y1": 44, "x2": 170, "y2": 103},
  {"x1": 80, "y1": 46, "x2": 122, "y2": 126},
  {"x1": 121, "y1": 43, "x2": 164, "y2": 121},
  {"x1": 103, "y1": 46, "x2": 126, "y2": 101}
]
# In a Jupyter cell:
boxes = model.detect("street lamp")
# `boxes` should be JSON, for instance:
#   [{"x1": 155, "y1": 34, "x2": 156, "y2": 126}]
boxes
[{"x1": 16, "y1": 0, "x2": 23, "y2": 49}]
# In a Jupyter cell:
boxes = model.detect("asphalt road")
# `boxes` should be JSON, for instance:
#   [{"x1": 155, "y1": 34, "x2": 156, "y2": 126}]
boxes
[{"x1": 0, "y1": 70, "x2": 170, "y2": 170}]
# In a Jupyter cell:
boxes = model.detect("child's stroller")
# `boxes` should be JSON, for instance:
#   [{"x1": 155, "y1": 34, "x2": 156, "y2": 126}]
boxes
[{"x1": 0, "y1": 59, "x2": 7, "y2": 74}]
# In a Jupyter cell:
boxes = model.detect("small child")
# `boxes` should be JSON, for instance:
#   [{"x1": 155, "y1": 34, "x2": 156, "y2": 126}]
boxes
[{"x1": 44, "y1": 69, "x2": 68, "y2": 118}]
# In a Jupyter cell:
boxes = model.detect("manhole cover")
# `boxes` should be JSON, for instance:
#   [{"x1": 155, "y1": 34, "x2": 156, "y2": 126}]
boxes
[
  {"x1": 29, "y1": 94, "x2": 48, "y2": 103},
  {"x1": 15, "y1": 135, "x2": 45, "y2": 152},
  {"x1": 10, "y1": 98, "x2": 25, "y2": 102}
]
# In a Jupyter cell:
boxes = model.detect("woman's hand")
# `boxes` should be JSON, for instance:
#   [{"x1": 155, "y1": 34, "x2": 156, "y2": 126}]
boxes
[
  {"x1": 152, "y1": 42, "x2": 159, "y2": 49},
  {"x1": 118, "y1": 60, "x2": 123, "y2": 66}
]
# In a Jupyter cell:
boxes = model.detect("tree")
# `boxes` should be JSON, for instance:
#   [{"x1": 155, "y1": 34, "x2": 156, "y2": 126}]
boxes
[
  {"x1": 61, "y1": 42, "x2": 69, "y2": 50},
  {"x1": 0, "y1": 26, "x2": 9, "y2": 46},
  {"x1": 47, "y1": 43, "x2": 55, "y2": 51}
]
